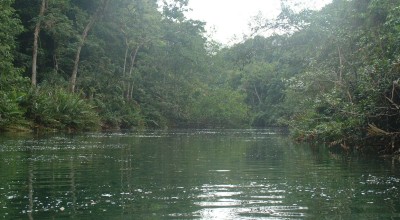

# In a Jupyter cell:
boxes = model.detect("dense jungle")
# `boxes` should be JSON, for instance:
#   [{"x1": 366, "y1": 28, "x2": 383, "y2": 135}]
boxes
[{"x1": 1, "y1": 0, "x2": 399, "y2": 154}]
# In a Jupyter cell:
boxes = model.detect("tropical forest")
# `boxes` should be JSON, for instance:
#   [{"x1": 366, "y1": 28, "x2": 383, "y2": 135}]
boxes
[{"x1": 1, "y1": 0, "x2": 400, "y2": 155}]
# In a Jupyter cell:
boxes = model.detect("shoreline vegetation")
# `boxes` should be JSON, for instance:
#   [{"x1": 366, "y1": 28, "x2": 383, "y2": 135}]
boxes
[{"x1": 1, "y1": 0, "x2": 400, "y2": 155}]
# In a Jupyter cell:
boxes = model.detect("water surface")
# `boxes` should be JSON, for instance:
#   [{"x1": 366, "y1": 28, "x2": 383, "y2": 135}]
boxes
[{"x1": 0, "y1": 129, "x2": 399, "y2": 219}]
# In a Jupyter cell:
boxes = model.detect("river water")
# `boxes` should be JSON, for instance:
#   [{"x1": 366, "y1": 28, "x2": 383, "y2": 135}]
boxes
[{"x1": 0, "y1": 129, "x2": 399, "y2": 219}]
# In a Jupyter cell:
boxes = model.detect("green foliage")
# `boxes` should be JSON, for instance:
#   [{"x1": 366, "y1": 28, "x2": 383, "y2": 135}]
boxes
[
  {"x1": 25, "y1": 87, "x2": 100, "y2": 131},
  {"x1": 0, "y1": 91, "x2": 27, "y2": 130},
  {"x1": 274, "y1": 0, "x2": 400, "y2": 152},
  {"x1": 0, "y1": 0, "x2": 29, "y2": 131},
  {"x1": 188, "y1": 87, "x2": 249, "y2": 128},
  {"x1": 93, "y1": 95, "x2": 145, "y2": 129},
  {"x1": 0, "y1": 0, "x2": 23, "y2": 73},
  {"x1": 9, "y1": 0, "x2": 238, "y2": 131},
  {"x1": 213, "y1": 0, "x2": 400, "y2": 153},
  {"x1": 5, "y1": 0, "x2": 398, "y2": 157}
]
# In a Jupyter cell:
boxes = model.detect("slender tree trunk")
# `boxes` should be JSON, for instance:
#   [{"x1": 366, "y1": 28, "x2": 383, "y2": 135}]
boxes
[
  {"x1": 125, "y1": 44, "x2": 141, "y2": 100},
  {"x1": 129, "y1": 83, "x2": 134, "y2": 100},
  {"x1": 253, "y1": 83, "x2": 262, "y2": 105},
  {"x1": 337, "y1": 46, "x2": 343, "y2": 82},
  {"x1": 69, "y1": 0, "x2": 109, "y2": 93},
  {"x1": 53, "y1": 53, "x2": 59, "y2": 74},
  {"x1": 123, "y1": 38, "x2": 129, "y2": 76},
  {"x1": 122, "y1": 39, "x2": 129, "y2": 98},
  {"x1": 128, "y1": 44, "x2": 141, "y2": 76},
  {"x1": 32, "y1": 0, "x2": 46, "y2": 87},
  {"x1": 70, "y1": 40, "x2": 85, "y2": 92},
  {"x1": 126, "y1": 82, "x2": 131, "y2": 100}
]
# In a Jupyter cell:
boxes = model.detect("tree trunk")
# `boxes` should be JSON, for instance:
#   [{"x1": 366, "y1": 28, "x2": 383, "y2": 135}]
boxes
[
  {"x1": 123, "y1": 37, "x2": 129, "y2": 77},
  {"x1": 126, "y1": 82, "x2": 131, "y2": 100},
  {"x1": 69, "y1": 0, "x2": 109, "y2": 93},
  {"x1": 122, "y1": 38, "x2": 129, "y2": 98},
  {"x1": 129, "y1": 83, "x2": 134, "y2": 100},
  {"x1": 125, "y1": 44, "x2": 141, "y2": 100},
  {"x1": 253, "y1": 83, "x2": 262, "y2": 105},
  {"x1": 53, "y1": 54, "x2": 59, "y2": 74},
  {"x1": 337, "y1": 46, "x2": 343, "y2": 82},
  {"x1": 128, "y1": 44, "x2": 141, "y2": 76},
  {"x1": 31, "y1": 0, "x2": 46, "y2": 87}
]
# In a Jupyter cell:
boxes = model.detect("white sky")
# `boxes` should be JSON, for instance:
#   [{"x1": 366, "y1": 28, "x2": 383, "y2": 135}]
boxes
[{"x1": 186, "y1": 0, "x2": 332, "y2": 45}]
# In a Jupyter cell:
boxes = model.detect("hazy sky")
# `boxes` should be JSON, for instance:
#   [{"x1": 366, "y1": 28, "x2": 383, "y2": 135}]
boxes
[{"x1": 186, "y1": 0, "x2": 332, "y2": 45}]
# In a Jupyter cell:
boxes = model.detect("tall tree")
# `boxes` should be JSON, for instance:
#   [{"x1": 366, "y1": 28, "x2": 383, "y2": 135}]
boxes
[
  {"x1": 117, "y1": 0, "x2": 162, "y2": 100},
  {"x1": 69, "y1": 0, "x2": 109, "y2": 93},
  {"x1": 31, "y1": 0, "x2": 46, "y2": 87}
]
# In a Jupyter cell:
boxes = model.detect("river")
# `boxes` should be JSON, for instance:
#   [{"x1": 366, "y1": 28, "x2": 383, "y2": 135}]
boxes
[{"x1": 0, "y1": 129, "x2": 399, "y2": 219}]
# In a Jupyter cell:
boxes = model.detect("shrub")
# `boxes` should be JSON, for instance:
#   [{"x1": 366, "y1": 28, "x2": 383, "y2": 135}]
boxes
[
  {"x1": 25, "y1": 87, "x2": 100, "y2": 131},
  {"x1": 0, "y1": 91, "x2": 28, "y2": 130}
]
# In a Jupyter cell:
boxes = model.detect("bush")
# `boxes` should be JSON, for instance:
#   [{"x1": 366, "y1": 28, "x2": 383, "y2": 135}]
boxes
[
  {"x1": 0, "y1": 70, "x2": 30, "y2": 131},
  {"x1": 92, "y1": 95, "x2": 145, "y2": 130},
  {"x1": 0, "y1": 91, "x2": 28, "y2": 130},
  {"x1": 25, "y1": 87, "x2": 100, "y2": 131}
]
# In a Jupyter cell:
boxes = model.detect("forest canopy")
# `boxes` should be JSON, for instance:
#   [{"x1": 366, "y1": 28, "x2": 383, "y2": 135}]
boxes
[{"x1": 0, "y1": 0, "x2": 399, "y2": 154}]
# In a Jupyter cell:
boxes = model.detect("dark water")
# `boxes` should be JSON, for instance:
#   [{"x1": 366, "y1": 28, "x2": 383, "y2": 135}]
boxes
[{"x1": 0, "y1": 129, "x2": 399, "y2": 219}]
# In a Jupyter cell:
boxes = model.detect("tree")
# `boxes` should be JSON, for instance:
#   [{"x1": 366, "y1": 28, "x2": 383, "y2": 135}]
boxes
[
  {"x1": 117, "y1": 0, "x2": 162, "y2": 100},
  {"x1": 31, "y1": 0, "x2": 46, "y2": 87},
  {"x1": 0, "y1": 0, "x2": 23, "y2": 74},
  {"x1": 3, "y1": 0, "x2": 254, "y2": 131},
  {"x1": 69, "y1": 0, "x2": 109, "y2": 93},
  {"x1": 277, "y1": 0, "x2": 400, "y2": 152},
  {"x1": 0, "y1": 0, "x2": 28, "y2": 130}
]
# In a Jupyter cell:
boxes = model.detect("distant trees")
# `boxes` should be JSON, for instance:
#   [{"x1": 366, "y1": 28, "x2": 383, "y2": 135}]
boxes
[
  {"x1": 1, "y1": 0, "x2": 249, "y2": 131},
  {"x1": 222, "y1": 0, "x2": 400, "y2": 153},
  {"x1": 2, "y1": 0, "x2": 399, "y2": 154},
  {"x1": 281, "y1": 0, "x2": 400, "y2": 154}
]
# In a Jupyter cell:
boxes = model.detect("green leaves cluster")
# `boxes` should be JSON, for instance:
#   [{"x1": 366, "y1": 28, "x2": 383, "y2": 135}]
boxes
[
  {"x1": 0, "y1": 0, "x2": 29, "y2": 131},
  {"x1": 286, "y1": 0, "x2": 400, "y2": 152},
  {"x1": 0, "y1": 0, "x2": 23, "y2": 73},
  {"x1": 25, "y1": 87, "x2": 100, "y2": 131},
  {"x1": 0, "y1": 0, "x2": 250, "y2": 131},
  {"x1": 189, "y1": 87, "x2": 249, "y2": 128},
  {"x1": 3, "y1": 0, "x2": 398, "y2": 155},
  {"x1": 226, "y1": 0, "x2": 400, "y2": 153}
]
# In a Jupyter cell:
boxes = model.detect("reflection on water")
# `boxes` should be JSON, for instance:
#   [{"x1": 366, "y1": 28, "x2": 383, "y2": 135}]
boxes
[
  {"x1": 0, "y1": 129, "x2": 399, "y2": 219},
  {"x1": 193, "y1": 183, "x2": 304, "y2": 219}
]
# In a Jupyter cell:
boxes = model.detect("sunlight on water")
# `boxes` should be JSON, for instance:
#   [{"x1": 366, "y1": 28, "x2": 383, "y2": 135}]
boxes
[{"x1": 192, "y1": 182, "x2": 300, "y2": 219}]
